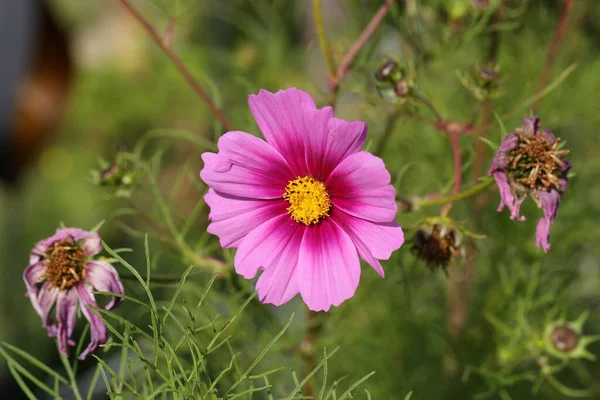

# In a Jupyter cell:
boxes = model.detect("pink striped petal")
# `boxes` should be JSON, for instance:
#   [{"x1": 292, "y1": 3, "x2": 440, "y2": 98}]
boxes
[
  {"x1": 30, "y1": 228, "x2": 102, "y2": 262},
  {"x1": 205, "y1": 189, "x2": 288, "y2": 248},
  {"x1": 248, "y1": 88, "x2": 367, "y2": 180},
  {"x1": 200, "y1": 131, "x2": 294, "y2": 199},
  {"x1": 332, "y1": 210, "x2": 404, "y2": 277},
  {"x1": 327, "y1": 152, "x2": 398, "y2": 222},
  {"x1": 255, "y1": 224, "x2": 305, "y2": 306},
  {"x1": 318, "y1": 118, "x2": 367, "y2": 179},
  {"x1": 248, "y1": 88, "x2": 322, "y2": 177},
  {"x1": 85, "y1": 261, "x2": 125, "y2": 310},
  {"x1": 37, "y1": 282, "x2": 59, "y2": 330},
  {"x1": 23, "y1": 262, "x2": 47, "y2": 316},
  {"x1": 76, "y1": 283, "x2": 108, "y2": 359},
  {"x1": 297, "y1": 219, "x2": 360, "y2": 312},
  {"x1": 55, "y1": 289, "x2": 78, "y2": 356},
  {"x1": 234, "y1": 214, "x2": 302, "y2": 280}
]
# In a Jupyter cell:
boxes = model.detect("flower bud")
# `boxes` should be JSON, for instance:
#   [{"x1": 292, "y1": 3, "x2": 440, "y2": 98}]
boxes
[
  {"x1": 375, "y1": 60, "x2": 401, "y2": 83},
  {"x1": 394, "y1": 80, "x2": 411, "y2": 97}
]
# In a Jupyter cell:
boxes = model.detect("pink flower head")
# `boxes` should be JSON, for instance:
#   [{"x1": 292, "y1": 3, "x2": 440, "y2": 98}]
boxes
[
  {"x1": 200, "y1": 88, "x2": 404, "y2": 311},
  {"x1": 489, "y1": 117, "x2": 571, "y2": 252},
  {"x1": 23, "y1": 228, "x2": 125, "y2": 359}
]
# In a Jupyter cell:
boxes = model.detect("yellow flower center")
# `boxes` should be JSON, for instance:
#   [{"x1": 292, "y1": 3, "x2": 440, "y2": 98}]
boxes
[{"x1": 283, "y1": 176, "x2": 331, "y2": 225}]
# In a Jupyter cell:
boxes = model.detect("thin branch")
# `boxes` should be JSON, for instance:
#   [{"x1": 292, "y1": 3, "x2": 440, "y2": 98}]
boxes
[
  {"x1": 533, "y1": 0, "x2": 575, "y2": 111},
  {"x1": 329, "y1": 0, "x2": 395, "y2": 104},
  {"x1": 472, "y1": 9, "x2": 501, "y2": 181},
  {"x1": 119, "y1": 0, "x2": 233, "y2": 132},
  {"x1": 440, "y1": 132, "x2": 463, "y2": 217},
  {"x1": 312, "y1": 0, "x2": 337, "y2": 79},
  {"x1": 413, "y1": 178, "x2": 495, "y2": 209}
]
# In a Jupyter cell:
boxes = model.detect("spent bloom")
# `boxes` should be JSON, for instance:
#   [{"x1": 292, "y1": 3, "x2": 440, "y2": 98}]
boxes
[
  {"x1": 200, "y1": 88, "x2": 404, "y2": 311},
  {"x1": 489, "y1": 117, "x2": 570, "y2": 252},
  {"x1": 23, "y1": 228, "x2": 124, "y2": 359}
]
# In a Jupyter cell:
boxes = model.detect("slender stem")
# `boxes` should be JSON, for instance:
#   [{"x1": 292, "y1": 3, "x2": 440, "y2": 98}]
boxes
[
  {"x1": 413, "y1": 90, "x2": 444, "y2": 122},
  {"x1": 533, "y1": 0, "x2": 575, "y2": 112},
  {"x1": 312, "y1": 0, "x2": 337, "y2": 79},
  {"x1": 329, "y1": 0, "x2": 395, "y2": 104},
  {"x1": 440, "y1": 132, "x2": 463, "y2": 216},
  {"x1": 472, "y1": 10, "x2": 501, "y2": 181},
  {"x1": 59, "y1": 351, "x2": 83, "y2": 400},
  {"x1": 374, "y1": 110, "x2": 401, "y2": 156},
  {"x1": 118, "y1": 0, "x2": 233, "y2": 132},
  {"x1": 302, "y1": 311, "x2": 321, "y2": 397},
  {"x1": 415, "y1": 178, "x2": 494, "y2": 208}
]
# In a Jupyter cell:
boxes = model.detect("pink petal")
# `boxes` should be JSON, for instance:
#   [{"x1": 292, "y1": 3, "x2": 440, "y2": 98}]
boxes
[
  {"x1": 332, "y1": 210, "x2": 404, "y2": 278},
  {"x1": 327, "y1": 152, "x2": 398, "y2": 222},
  {"x1": 30, "y1": 228, "x2": 102, "y2": 261},
  {"x1": 37, "y1": 282, "x2": 59, "y2": 330},
  {"x1": 23, "y1": 262, "x2": 47, "y2": 316},
  {"x1": 55, "y1": 289, "x2": 78, "y2": 356},
  {"x1": 200, "y1": 131, "x2": 294, "y2": 199},
  {"x1": 76, "y1": 283, "x2": 108, "y2": 359},
  {"x1": 535, "y1": 189, "x2": 561, "y2": 252},
  {"x1": 248, "y1": 88, "x2": 321, "y2": 177},
  {"x1": 254, "y1": 224, "x2": 305, "y2": 306},
  {"x1": 85, "y1": 261, "x2": 125, "y2": 310},
  {"x1": 492, "y1": 172, "x2": 526, "y2": 221},
  {"x1": 319, "y1": 117, "x2": 367, "y2": 179},
  {"x1": 234, "y1": 214, "x2": 302, "y2": 280},
  {"x1": 205, "y1": 189, "x2": 288, "y2": 248},
  {"x1": 297, "y1": 219, "x2": 360, "y2": 312}
]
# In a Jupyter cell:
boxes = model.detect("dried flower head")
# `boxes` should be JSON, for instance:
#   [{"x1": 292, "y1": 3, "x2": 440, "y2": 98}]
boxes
[
  {"x1": 200, "y1": 88, "x2": 404, "y2": 311},
  {"x1": 23, "y1": 228, "x2": 124, "y2": 359},
  {"x1": 411, "y1": 222, "x2": 462, "y2": 271},
  {"x1": 543, "y1": 312, "x2": 600, "y2": 361},
  {"x1": 489, "y1": 117, "x2": 571, "y2": 252}
]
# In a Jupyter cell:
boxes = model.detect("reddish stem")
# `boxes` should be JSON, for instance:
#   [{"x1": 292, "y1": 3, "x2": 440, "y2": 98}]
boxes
[
  {"x1": 329, "y1": 0, "x2": 395, "y2": 102},
  {"x1": 119, "y1": 0, "x2": 233, "y2": 132},
  {"x1": 533, "y1": 0, "x2": 574, "y2": 112},
  {"x1": 440, "y1": 132, "x2": 462, "y2": 216}
]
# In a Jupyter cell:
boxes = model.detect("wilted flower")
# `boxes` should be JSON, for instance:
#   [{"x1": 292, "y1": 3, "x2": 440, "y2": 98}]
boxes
[
  {"x1": 200, "y1": 88, "x2": 404, "y2": 311},
  {"x1": 23, "y1": 228, "x2": 124, "y2": 359},
  {"x1": 489, "y1": 117, "x2": 570, "y2": 252},
  {"x1": 411, "y1": 222, "x2": 462, "y2": 271}
]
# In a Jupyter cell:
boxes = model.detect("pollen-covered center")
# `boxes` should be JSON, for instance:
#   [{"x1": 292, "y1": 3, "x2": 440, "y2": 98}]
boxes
[
  {"x1": 507, "y1": 134, "x2": 569, "y2": 190},
  {"x1": 44, "y1": 239, "x2": 87, "y2": 290},
  {"x1": 283, "y1": 176, "x2": 331, "y2": 225}
]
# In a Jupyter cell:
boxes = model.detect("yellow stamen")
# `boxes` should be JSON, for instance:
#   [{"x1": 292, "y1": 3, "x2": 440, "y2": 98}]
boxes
[{"x1": 283, "y1": 176, "x2": 331, "y2": 225}]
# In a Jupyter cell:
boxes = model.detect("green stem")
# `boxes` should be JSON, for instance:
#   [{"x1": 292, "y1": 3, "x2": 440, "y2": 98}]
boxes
[
  {"x1": 312, "y1": 0, "x2": 337, "y2": 79},
  {"x1": 59, "y1": 351, "x2": 83, "y2": 400},
  {"x1": 413, "y1": 89, "x2": 444, "y2": 121},
  {"x1": 415, "y1": 178, "x2": 494, "y2": 208}
]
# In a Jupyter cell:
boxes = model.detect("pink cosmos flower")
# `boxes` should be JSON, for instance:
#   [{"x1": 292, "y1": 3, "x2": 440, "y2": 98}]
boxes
[
  {"x1": 23, "y1": 228, "x2": 124, "y2": 359},
  {"x1": 200, "y1": 88, "x2": 404, "y2": 311}
]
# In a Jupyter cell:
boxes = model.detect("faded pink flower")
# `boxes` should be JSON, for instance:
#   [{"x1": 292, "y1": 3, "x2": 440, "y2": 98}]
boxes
[
  {"x1": 489, "y1": 117, "x2": 571, "y2": 252},
  {"x1": 23, "y1": 228, "x2": 124, "y2": 359},
  {"x1": 200, "y1": 88, "x2": 404, "y2": 311}
]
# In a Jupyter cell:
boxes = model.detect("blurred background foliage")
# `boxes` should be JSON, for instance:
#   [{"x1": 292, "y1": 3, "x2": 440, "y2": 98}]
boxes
[{"x1": 1, "y1": 0, "x2": 600, "y2": 399}]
